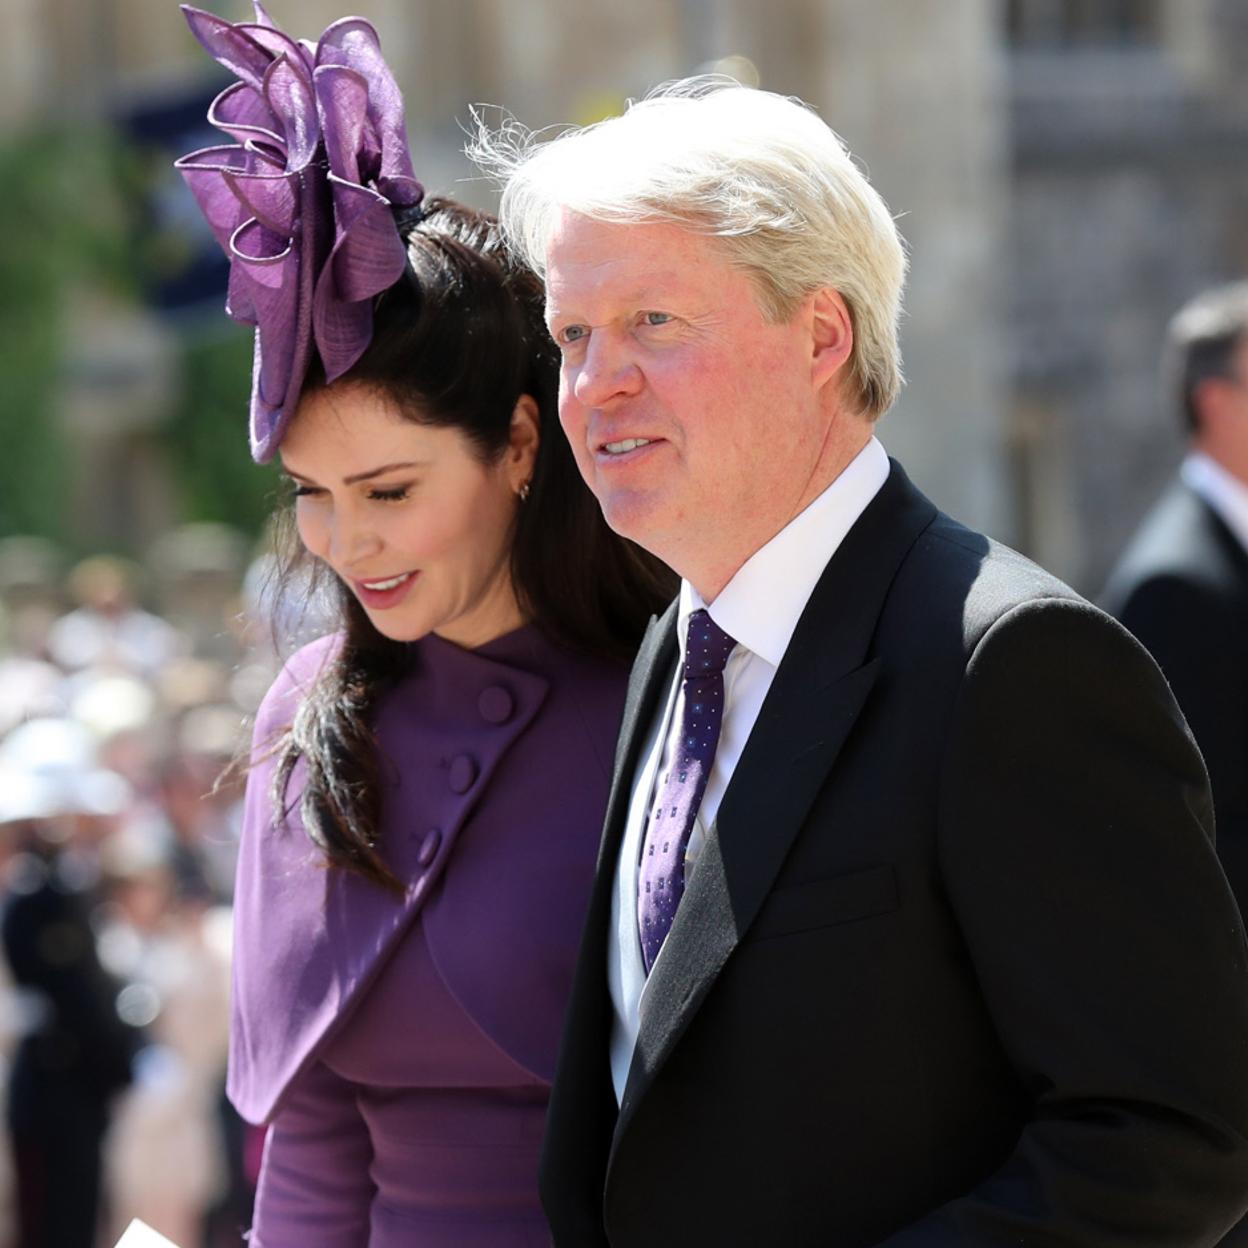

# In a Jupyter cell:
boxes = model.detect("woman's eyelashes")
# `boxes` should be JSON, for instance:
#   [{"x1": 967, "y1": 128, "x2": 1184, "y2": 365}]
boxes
[
  {"x1": 288, "y1": 480, "x2": 412, "y2": 503},
  {"x1": 367, "y1": 484, "x2": 412, "y2": 503}
]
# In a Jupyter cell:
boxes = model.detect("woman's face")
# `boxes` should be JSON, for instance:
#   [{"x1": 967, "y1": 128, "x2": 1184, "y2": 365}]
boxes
[{"x1": 280, "y1": 383, "x2": 539, "y2": 648}]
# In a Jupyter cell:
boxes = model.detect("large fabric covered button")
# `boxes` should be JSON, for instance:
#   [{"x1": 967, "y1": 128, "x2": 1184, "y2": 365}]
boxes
[
  {"x1": 417, "y1": 828, "x2": 441, "y2": 867},
  {"x1": 477, "y1": 685, "x2": 514, "y2": 725},
  {"x1": 448, "y1": 754, "x2": 478, "y2": 794}
]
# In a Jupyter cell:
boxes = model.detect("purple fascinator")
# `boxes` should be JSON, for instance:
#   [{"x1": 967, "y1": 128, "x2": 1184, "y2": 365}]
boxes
[{"x1": 175, "y1": 2, "x2": 424, "y2": 461}]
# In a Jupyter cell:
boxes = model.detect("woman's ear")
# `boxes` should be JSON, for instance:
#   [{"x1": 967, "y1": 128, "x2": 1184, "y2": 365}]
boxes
[{"x1": 507, "y1": 394, "x2": 541, "y2": 495}]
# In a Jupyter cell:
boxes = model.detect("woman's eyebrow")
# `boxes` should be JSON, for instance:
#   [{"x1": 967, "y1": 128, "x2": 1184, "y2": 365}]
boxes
[
  {"x1": 282, "y1": 461, "x2": 427, "y2": 486},
  {"x1": 342, "y1": 461, "x2": 426, "y2": 485}
]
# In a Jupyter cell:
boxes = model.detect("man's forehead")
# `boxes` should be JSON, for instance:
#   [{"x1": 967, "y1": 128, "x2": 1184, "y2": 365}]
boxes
[{"x1": 545, "y1": 212, "x2": 726, "y2": 306}]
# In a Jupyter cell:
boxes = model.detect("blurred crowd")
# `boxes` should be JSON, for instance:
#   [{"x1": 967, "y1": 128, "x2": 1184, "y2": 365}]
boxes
[{"x1": 0, "y1": 526, "x2": 332, "y2": 1248}]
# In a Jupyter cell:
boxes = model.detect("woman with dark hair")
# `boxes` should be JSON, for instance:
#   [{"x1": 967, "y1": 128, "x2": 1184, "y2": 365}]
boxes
[{"x1": 176, "y1": 7, "x2": 672, "y2": 1245}]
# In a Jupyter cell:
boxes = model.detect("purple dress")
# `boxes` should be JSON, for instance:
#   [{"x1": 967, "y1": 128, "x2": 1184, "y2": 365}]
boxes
[{"x1": 229, "y1": 626, "x2": 627, "y2": 1246}]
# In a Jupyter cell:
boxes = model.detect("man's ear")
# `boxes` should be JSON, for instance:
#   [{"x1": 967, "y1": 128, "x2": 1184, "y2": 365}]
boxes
[
  {"x1": 809, "y1": 287, "x2": 855, "y2": 394},
  {"x1": 507, "y1": 394, "x2": 541, "y2": 493}
]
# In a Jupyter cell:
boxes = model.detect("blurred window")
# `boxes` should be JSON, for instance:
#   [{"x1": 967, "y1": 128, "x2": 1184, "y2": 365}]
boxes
[{"x1": 1006, "y1": 0, "x2": 1161, "y2": 50}]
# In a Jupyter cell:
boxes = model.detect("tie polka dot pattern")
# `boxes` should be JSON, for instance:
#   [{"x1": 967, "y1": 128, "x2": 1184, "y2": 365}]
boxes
[{"x1": 637, "y1": 609, "x2": 737, "y2": 974}]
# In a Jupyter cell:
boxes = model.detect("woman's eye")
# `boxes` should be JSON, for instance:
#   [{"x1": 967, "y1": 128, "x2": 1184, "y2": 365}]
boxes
[
  {"x1": 368, "y1": 485, "x2": 411, "y2": 503},
  {"x1": 291, "y1": 484, "x2": 322, "y2": 499}
]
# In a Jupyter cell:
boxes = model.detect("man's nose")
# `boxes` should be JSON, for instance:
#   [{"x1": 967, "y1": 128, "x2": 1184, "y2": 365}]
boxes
[{"x1": 573, "y1": 332, "x2": 643, "y2": 408}]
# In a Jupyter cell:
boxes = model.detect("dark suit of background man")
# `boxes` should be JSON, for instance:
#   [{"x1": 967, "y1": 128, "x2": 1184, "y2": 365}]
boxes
[
  {"x1": 482, "y1": 80, "x2": 1248, "y2": 1246},
  {"x1": 1103, "y1": 282, "x2": 1248, "y2": 919}
]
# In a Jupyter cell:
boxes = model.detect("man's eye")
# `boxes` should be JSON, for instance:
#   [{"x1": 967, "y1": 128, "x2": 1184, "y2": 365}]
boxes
[
  {"x1": 642, "y1": 311, "x2": 673, "y2": 327},
  {"x1": 558, "y1": 324, "x2": 588, "y2": 346},
  {"x1": 369, "y1": 485, "x2": 411, "y2": 503}
]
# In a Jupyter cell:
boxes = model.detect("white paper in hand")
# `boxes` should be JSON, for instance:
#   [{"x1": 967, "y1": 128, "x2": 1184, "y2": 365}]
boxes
[{"x1": 113, "y1": 1220, "x2": 182, "y2": 1248}]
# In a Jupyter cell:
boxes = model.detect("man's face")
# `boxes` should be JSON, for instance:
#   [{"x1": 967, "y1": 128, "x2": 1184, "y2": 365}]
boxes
[
  {"x1": 1227, "y1": 338, "x2": 1248, "y2": 443},
  {"x1": 1197, "y1": 335, "x2": 1248, "y2": 481},
  {"x1": 545, "y1": 212, "x2": 837, "y2": 594}
]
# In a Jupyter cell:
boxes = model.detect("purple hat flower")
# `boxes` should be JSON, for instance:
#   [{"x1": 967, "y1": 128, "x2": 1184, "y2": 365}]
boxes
[{"x1": 175, "y1": 2, "x2": 424, "y2": 461}]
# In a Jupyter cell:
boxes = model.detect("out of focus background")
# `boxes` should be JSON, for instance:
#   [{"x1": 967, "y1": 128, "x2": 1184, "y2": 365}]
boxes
[{"x1": 0, "y1": 0, "x2": 1244, "y2": 1243}]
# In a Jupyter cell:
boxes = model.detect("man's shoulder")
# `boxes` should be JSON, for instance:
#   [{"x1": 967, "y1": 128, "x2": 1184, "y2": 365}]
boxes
[
  {"x1": 892, "y1": 508, "x2": 1084, "y2": 644},
  {"x1": 832, "y1": 462, "x2": 1090, "y2": 667},
  {"x1": 1103, "y1": 478, "x2": 1246, "y2": 612},
  {"x1": 879, "y1": 508, "x2": 1179, "y2": 730}
]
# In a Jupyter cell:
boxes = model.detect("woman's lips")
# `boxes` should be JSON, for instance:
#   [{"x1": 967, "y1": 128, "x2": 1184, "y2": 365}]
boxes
[{"x1": 352, "y1": 570, "x2": 418, "y2": 610}]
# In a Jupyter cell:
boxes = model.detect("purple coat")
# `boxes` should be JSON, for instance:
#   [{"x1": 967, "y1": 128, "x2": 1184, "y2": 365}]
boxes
[{"x1": 229, "y1": 625, "x2": 627, "y2": 1244}]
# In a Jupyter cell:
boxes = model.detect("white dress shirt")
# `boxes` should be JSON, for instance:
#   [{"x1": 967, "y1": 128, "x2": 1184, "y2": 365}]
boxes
[
  {"x1": 1181, "y1": 451, "x2": 1248, "y2": 555},
  {"x1": 606, "y1": 437, "x2": 891, "y2": 1102}
]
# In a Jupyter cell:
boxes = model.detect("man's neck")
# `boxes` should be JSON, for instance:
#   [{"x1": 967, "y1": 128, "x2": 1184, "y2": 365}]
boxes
[
  {"x1": 689, "y1": 426, "x2": 875, "y2": 603},
  {"x1": 1192, "y1": 435, "x2": 1248, "y2": 488}
]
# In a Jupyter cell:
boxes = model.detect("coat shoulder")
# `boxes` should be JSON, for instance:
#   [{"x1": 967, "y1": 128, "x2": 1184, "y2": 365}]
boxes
[
  {"x1": 889, "y1": 510, "x2": 1085, "y2": 661},
  {"x1": 1103, "y1": 482, "x2": 1247, "y2": 614}
]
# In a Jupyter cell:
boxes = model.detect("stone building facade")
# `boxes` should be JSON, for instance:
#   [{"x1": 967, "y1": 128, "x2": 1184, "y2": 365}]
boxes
[
  {"x1": 1005, "y1": 0, "x2": 1248, "y2": 587},
  {"x1": 2, "y1": 0, "x2": 1245, "y2": 592}
]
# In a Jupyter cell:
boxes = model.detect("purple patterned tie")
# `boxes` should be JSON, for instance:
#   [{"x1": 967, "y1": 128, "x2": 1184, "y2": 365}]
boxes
[{"x1": 638, "y1": 609, "x2": 737, "y2": 974}]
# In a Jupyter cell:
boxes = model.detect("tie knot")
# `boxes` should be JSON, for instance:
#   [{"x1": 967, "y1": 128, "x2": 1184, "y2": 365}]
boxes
[{"x1": 682, "y1": 609, "x2": 737, "y2": 679}]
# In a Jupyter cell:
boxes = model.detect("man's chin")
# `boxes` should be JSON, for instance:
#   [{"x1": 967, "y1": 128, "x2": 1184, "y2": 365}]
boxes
[{"x1": 597, "y1": 493, "x2": 664, "y2": 552}]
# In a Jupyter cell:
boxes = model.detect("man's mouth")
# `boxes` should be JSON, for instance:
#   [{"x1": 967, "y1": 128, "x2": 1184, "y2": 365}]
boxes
[{"x1": 601, "y1": 438, "x2": 653, "y2": 455}]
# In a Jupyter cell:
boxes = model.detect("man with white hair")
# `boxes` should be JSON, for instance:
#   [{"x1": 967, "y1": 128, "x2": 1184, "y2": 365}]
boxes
[{"x1": 479, "y1": 81, "x2": 1248, "y2": 1246}]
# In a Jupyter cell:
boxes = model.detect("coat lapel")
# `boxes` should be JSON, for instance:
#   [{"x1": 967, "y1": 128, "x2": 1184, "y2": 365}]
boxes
[{"x1": 616, "y1": 461, "x2": 937, "y2": 1134}]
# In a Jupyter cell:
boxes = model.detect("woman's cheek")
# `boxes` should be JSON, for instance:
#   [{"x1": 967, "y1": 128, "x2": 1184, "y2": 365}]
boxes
[{"x1": 294, "y1": 502, "x2": 328, "y2": 560}]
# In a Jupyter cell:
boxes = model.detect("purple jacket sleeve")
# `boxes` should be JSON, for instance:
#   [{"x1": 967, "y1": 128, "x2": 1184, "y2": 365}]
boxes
[{"x1": 251, "y1": 1059, "x2": 375, "y2": 1246}]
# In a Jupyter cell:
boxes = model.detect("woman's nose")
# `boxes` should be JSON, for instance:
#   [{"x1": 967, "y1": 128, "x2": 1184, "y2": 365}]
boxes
[{"x1": 327, "y1": 512, "x2": 383, "y2": 569}]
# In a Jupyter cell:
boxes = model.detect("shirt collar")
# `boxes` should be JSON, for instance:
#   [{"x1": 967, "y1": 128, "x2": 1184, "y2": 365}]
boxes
[
  {"x1": 677, "y1": 437, "x2": 891, "y2": 667},
  {"x1": 1181, "y1": 451, "x2": 1248, "y2": 554}
]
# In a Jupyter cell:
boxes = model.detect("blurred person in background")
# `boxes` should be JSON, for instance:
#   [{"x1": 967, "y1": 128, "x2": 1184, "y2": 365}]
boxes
[
  {"x1": 0, "y1": 538, "x2": 70, "y2": 744},
  {"x1": 146, "y1": 524, "x2": 250, "y2": 667},
  {"x1": 0, "y1": 537, "x2": 65, "y2": 625},
  {"x1": 48, "y1": 555, "x2": 187, "y2": 680},
  {"x1": 176, "y1": 6, "x2": 672, "y2": 1245},
  {"x1": 0, "y1": 723, "x2": 143, "y2": 1248},
  {"x1": 1102, "y1": 282, "x2": 1248, "y2": 916},
  {"x1": 0, "y1": 602, "x2": 65, "y2": 739},
  {"x1": 120, "y1": 705, "x2": 247, "y2": 910},
  {"x1": 97, "y1": 823, "x2": 232, "y2": 1248}
]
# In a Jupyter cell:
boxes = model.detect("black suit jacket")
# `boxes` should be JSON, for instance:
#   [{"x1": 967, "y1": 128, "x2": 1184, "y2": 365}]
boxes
[
  {"x1": 540, "y1": 462, "x2": 1248, "y2": 1247},
  {"x1": 1102, "y1": 477, "x2": 1248, "y2": 914}
]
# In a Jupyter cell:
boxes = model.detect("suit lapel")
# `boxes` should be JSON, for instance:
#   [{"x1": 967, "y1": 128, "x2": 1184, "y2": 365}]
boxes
[
  {"x1": 1189, "y1": 485, "x2": 1248, "y2": 593},
  {"x1": 616, "y1": 461, "x2": 937, "y2": 1136}
]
